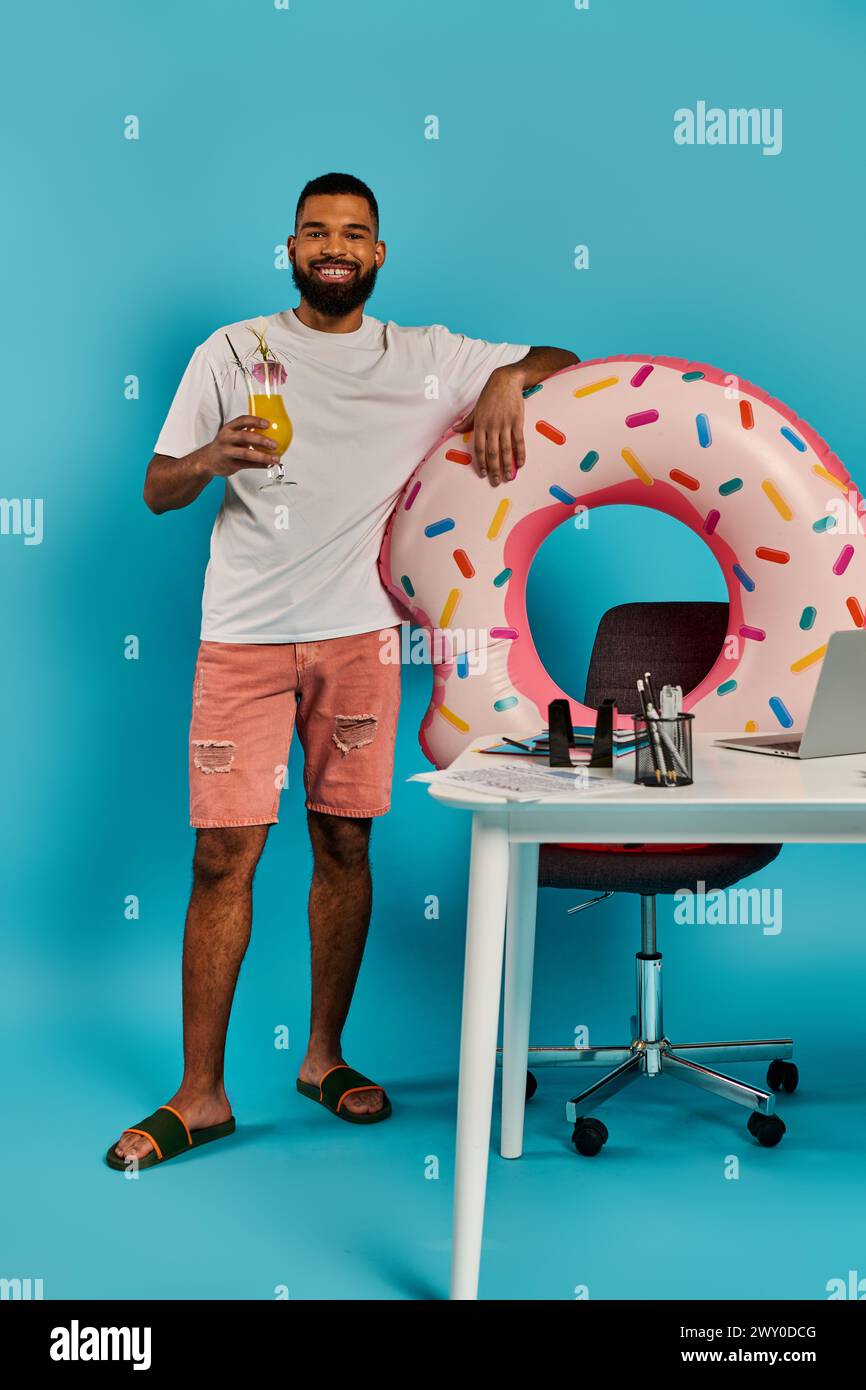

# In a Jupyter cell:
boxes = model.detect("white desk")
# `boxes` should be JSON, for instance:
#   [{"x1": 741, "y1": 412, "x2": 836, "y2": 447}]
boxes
[{"x1": 425, "y1": 732, "x2": 866, "y2": 1300}]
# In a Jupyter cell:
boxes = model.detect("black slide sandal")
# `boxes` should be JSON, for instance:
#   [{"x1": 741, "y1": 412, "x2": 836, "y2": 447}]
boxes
[
  {"x1": 105, "y1": 1104, "x2": 236, "y2": 1170},
  {"x1": 296, "y1": 1064, "x2": 392, "y2": 1125}
]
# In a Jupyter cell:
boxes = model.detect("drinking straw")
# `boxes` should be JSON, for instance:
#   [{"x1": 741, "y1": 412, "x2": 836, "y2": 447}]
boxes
[
  {"x1": 224, "y1": 333, "x2": 244, "y2": 369},
  {"x1": 225, "y1": 333, "x2": 255, "y2": 399}
]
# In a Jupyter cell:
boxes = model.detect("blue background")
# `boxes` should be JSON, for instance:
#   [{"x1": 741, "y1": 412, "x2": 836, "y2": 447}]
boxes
[{"x1": 2, "y1": 0, "x2": 865, "y2": 1300}]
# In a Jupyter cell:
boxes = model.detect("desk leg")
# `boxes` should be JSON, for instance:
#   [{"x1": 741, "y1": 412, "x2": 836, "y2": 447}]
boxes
[
  {"x1": 501, "y1": 842, "x2": 540, "y2": 1159},
  {"x1": 449, "y1": 813, "x2": 510, "y2": 1302}
]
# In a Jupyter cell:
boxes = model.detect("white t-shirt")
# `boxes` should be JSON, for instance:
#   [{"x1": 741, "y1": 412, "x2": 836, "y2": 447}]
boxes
[{"x1": 153, "y1": 308, "x2": 530, "y2": 643}]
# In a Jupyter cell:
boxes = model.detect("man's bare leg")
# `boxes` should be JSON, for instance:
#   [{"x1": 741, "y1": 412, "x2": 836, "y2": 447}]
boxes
[
  {"x1": 297, "y1": 810, "x2": 385, "y2": 1116},
  {"x1": 112, "y1": 824, "x2": 269, "y2": 1162}
]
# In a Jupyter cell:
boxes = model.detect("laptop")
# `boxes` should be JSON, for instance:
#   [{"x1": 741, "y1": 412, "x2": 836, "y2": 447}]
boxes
[{"x1": 715, "y1": 630, "x2": 866, "y2": 759}]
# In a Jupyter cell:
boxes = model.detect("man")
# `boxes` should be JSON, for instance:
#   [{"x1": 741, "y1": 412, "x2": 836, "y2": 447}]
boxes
[{"x1": 107, "y1": 171, "x2": 578, "y2": 1169}]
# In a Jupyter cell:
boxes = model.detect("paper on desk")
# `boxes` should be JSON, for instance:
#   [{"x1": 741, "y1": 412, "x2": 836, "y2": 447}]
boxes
[{"x1": 410, "y1": 761, "x2": 624, "y2": 802}]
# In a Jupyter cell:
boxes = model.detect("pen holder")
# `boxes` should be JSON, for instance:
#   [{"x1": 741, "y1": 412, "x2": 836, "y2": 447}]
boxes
[{"x1": 632, "y1": 712, "x2": 694, "y2": 788}]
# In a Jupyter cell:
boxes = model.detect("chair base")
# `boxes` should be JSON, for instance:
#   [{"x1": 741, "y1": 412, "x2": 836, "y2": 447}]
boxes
[
  {"x1": 557, "y1": 1035, "x2": 794, "y2": 1123},
  {"x1": 502, "y1": 944, "x2": 795, "y2": 1149}
]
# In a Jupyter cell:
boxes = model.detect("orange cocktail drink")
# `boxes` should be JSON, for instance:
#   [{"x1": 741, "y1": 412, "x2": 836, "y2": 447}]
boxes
[{"x1": 247, "y1": 390, "x2": 293, "y2": 456}]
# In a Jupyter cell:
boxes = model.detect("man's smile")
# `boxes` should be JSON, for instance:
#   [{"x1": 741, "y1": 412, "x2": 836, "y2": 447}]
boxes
[{"x1": 313, "y1": 263, "x2": 356, "y2": 283}]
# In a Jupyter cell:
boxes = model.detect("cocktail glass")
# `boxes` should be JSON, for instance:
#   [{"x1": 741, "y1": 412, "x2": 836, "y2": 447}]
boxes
[{"x1": 247, "y1": 360, "x2": 294, "y2": 489}]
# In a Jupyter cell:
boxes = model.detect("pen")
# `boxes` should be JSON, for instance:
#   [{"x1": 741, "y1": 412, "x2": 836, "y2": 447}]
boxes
[
  {"x1": 660, "y1": 684, "x2": 677, "y2": 720},
  {"x1": 644, "y1": 671, "x2": 666, "y2": 721},
  {"x1": 661, "y1": 683, "x2": 684, "y2": 755},
  {"x1": 644, "y1": 672, "x2": 680, "y2": 780},
  {"x1": 646, "y1": 697, "x2": 690, "y2": 778},
  {"x1": 637, "y1": 679, "x2": 665, "y2": 784},
  {"x1": 641, "y1": 681, "x2": 677, "y2": 783}
]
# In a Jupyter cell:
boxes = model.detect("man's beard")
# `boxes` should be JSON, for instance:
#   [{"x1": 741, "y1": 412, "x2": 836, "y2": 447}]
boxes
[{"x1": 291, "y1": 258, "x2": 379, "y2": 318}]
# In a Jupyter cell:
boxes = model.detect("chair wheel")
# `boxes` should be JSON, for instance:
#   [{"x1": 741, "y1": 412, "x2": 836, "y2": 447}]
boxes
[
  {"x1": 572, "y1": 1117, "x2": 609, "y2": 1157},
  {"x1": 767, "y1": 1060, "x2": 799, "y2": 1094},
  {"x1": 748, "y1": 1111, "x2": 786, "y2": 1147},
  {"x1": 525, "y1": 1070, "x2": 538, "y2": 1101}
]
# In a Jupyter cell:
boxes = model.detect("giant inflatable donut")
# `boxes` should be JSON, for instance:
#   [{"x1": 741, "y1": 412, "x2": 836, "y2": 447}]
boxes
[{"x1": 379, "y1": 355, "x2": 866, "y2": 769}]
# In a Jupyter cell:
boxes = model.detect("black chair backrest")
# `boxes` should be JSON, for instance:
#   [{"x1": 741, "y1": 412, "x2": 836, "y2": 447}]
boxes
[{"x1": 583, "y1": 602, "x2": 729, "y2": 716}]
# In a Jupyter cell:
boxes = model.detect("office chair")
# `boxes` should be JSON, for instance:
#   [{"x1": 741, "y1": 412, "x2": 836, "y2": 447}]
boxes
[{"x1": 504, "y1": 601, "x2": 797, "y2": 1156}]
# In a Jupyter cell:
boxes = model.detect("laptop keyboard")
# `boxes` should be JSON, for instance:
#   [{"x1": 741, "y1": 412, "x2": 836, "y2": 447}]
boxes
[{"x1": 769, "y1": 740, "x2": 802, "y2": 753}]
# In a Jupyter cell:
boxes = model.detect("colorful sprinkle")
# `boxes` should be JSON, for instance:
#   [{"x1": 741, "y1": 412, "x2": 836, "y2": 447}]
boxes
[
  {"x1": 761, "y1": 480, "x2": 793, "y2": 521},
  {"x1": 622, "y1": 447, "x2": 653, "y2": 485},
  {"x1": 487, "y1": 498, "x2": 511, "y2": 539},
  {"x1": 719, "y1": 478, "x2": 743, "y2": 496},
  {"x1": 492, "y1": 568, "x2": 512, "y2": 588},
  {"x1": 404, "y1": 481, "x2": 421, "y2": 510},
  {"x1": 440, "y1": 588, "x2": 461, "y2": 627},
  {"x1": 549, "y1": 484, "x2": 576, "y2": 504},
  {"x1": 630, "y1": 364, "x2": 654, "y2": 387},
  {"x1": 522, "y1": 384, "x2": 543, "y2": 398},
  {"x1": 717, "y1": 679, "x2": 738, "y2": 696},
  {"x1": 670, "y1": 468, "x2": 700, "y2": 491},
  {"x1": 625, "y1": 409, "x2": 659, "y2": 428},
  {"x1": 733, "y1": 563, "x2": 755, "y2": 591},
  {"x1": 745, "y1": 720, "x2": 759, "y2": 733},
  {"x1": 812, "y1": 515, "x2": 836, "y2": 533},
  {"x1": 790, "y1": 645, "x2": 827, "y2": 674},
  {"x1": 400, "y1": 575, "x2": 415, "y2": 598},
  {"x1": 740, "y1": 625, "x2": 767, "y2": 642},
  {"x1": 703, "y1": 509, "x2": 720, "y2": 534},
  {"x1": 573, "y1": 376, "x2": 619, "y2": 398},
  {"x1": 833, "y1": 544, "x2": 855, "y2": 576},
  {"x1": 438, "y1": 704, "x2": 469, "y2": 733},
  {"x1": 755, "y1": 546, "x2": 790, "y2": 564},
  {"x1": 682, "y1": 370, "x2": 705, "y2": 382},
  {"x1": 696, "y1": 413, "x2": 712, "y2": 448},
  {"x1": 799, "y1": 606, "x2": 816, "y2": 630},
  {"x1": 847, "y1": 597, "x2": 865, "y2": 627},
  {"x1": 453, "y1": 549, "x2": 475, "y2": 578},
  {"x1": 781, "y1": 426, "x2": 807, "y2": 452},
  {"x1": 576, "y1": 451, "x2": 598, "y2": 472},
  {"x1": 536, "y1": 420, "x2": 566, "y2": 445},
  {"x1": 739, "y1": 400, "x2": 754, "y2": 429},
  {"x1": 445, "y1": 449, "x2": 472, "y2": 466},
  {"x1": 494, "y1": 696, "x2": 519, "y2": 712},
  {"x1": 424, "y1": 518, "x2": 455, "y2": 538},
  {"x1": 456, "y1": 652, "x2": 470, "y2": 678},
  {"x1": 812, "y1": 464, "x2": 848, "y2": 493},
  {"x1": 490, "y1": 627, "x2": 519, "y2": 640},
  {"x1": 769, "y1": 696, "x2": 794, "y2": 729}
]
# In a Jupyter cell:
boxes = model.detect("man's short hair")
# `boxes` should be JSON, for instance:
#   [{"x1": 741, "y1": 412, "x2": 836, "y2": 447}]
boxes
[{"x1": 295, "y1": 173, "x2": 379, "y2": 239}]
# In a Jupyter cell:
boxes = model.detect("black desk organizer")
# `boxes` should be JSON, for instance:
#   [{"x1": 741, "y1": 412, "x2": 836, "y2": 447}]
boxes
[{"x1": 547, "y1": 698, "x2": 616, "y2": 769}]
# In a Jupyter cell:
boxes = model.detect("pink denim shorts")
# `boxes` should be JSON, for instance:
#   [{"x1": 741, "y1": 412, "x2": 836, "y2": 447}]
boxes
[{"x1": 188, "y1": 629, "x2": 401, "y2": 827}]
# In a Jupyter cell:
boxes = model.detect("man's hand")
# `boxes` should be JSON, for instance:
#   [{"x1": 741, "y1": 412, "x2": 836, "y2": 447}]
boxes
[
  {"x1": 451, "y1": 366, "x2": 526, "y2": 487},
  {"x1": 451, "y1": 346, "x2": 580, "y2": 488},
  {"x1": 143, "y1": 415, "x2": 280, "y2": 514},
  {"x1": 200, "y1": 414, "x2": 281, "y2": 477}
]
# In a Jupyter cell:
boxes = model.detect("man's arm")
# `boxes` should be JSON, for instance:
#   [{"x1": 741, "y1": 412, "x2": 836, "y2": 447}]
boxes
[
  {"x1": 143, "y1": 449, "x2": 217, "y2": 514},
  {"x1": 143, "y1": 414, "x2": 281, "y2": 514},
  {"x1": 453, "y1": 345, "x2": 580, "y2": 487},
  {"x1": 505, "y1": 345, "x2": 580, "y2": 392}
]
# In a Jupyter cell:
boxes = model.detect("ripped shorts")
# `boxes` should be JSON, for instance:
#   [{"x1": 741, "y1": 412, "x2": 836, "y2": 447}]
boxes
[{"x1": 188, "y1": 630, "x2": 402, "y2": 826}]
